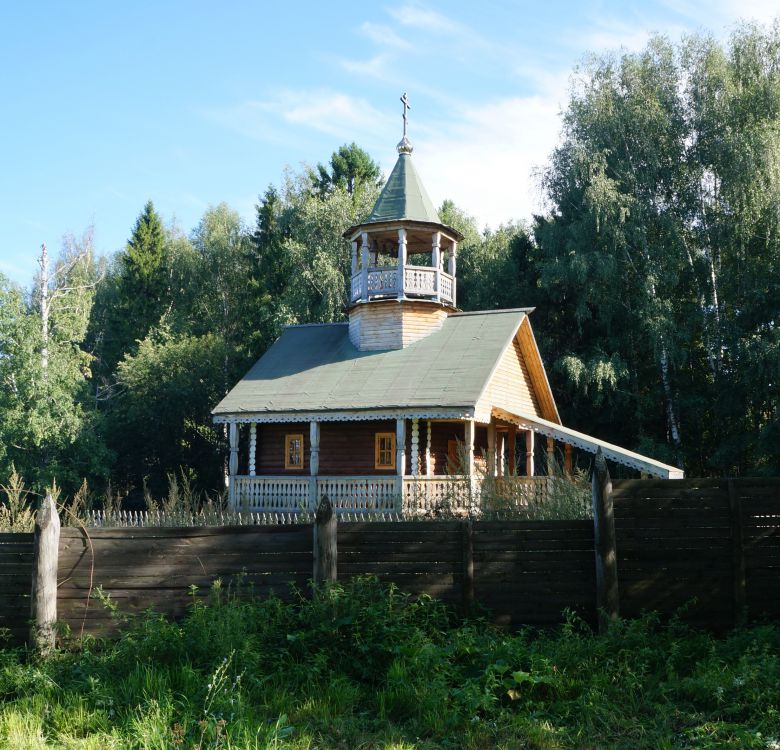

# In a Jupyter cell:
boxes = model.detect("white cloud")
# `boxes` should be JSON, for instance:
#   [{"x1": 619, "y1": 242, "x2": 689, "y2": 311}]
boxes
[
  {"x1": 340, "y1": 53, "x2": 393, "y2": 79},
  {"x1": 388, "y1": 4, "x2": 461, "y2": 34},
  {"x1": 278, "y1": 90, "x2": 383, "y2": 137},
  {"x1": 360, "y1": 21, "x2": 411, "y2": 49},
  {"x1": 204, "y1": 90, "x2": 384, "y2": 145},
  {"x1": 411, "y1": 94, "x2": 565, "y2": 230}
]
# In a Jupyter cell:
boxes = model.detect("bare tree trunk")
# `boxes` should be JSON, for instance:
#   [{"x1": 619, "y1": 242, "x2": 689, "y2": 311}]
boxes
[
  {"x1": 659, "y1": 343, "x2": 682, "y2": 449},
  {"x1": 38, "y1": 243, "x2": 50, "y2": 377}
]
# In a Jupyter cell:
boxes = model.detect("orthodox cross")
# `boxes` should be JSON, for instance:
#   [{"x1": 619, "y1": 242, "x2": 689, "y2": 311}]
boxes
[{"x1": 400, "y1": 92, "x2": 410, "y2": 137}]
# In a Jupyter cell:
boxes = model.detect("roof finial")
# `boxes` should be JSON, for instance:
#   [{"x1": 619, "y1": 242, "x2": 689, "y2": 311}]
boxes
[{"x1": 397, "y1": 92, "x2": 413, "y2": 155}]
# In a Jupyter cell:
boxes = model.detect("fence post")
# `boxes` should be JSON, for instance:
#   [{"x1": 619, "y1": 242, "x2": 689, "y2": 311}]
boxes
[
  {"x1": 592, "y1": 449, "x2": 619, "y2": 633},
  {"x1": 313, "y1": 495, "x2": 337, "y2": 585},
  {"x1": 461, "y1": 519, "x2": 474, "y2": 616},
  {"x1": 727, "y1": 479, "x2": 746, "y2": 626},
  {"x1": 30, "y1": 492, "x2": 60, "y2": 655}
]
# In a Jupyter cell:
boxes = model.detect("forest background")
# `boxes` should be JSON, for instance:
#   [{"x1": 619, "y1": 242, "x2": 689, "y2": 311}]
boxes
[{"x1": 1, "y1": 26, "x2": 778, "y2": 500}]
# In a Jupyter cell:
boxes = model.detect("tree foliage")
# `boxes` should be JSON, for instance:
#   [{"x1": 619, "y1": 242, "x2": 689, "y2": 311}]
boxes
[
  {"x1": 3, "y1": 25, "x2": 779, "y2": 502},
  {"x1": 533, "y1": 25, "x2": 780, "y2": 474}
]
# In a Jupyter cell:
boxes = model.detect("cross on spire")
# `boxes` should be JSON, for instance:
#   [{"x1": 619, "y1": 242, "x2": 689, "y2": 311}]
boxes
[{"x1": 400, "y1": 92, "x2": 410, "y2": 138}]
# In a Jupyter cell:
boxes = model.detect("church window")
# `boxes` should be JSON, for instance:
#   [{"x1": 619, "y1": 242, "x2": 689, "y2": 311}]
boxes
[
  {"x1": 284, "y1": 434, "x2": 304, "y2": 470},
  {"x1": 375, "y1": 433, "x2": 396, "y2": 469}
]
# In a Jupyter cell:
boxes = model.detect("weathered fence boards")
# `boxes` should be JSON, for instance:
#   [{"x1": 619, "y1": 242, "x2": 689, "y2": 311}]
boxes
[
  {"x1": 472, "y1": 521, "x2": 596, "y2": 625},
  {"x1": 56, "y1": 525, "x2": 313, "y2": 637},
  {"x1": 0, "y1": 533, "x2": 34, "y2": 643},
  {"x1": 611, "y1": 478, "x2": 778, "y2": 627},
  {"x1": 737, "y1": 481, "x2": 780, "y2": 621},
  {"x1": 1, "y1": 478, "x2": 778, "y2": 644},
  {"x1": 338, "y1": 521, "x2": 464, "y2": 604}
]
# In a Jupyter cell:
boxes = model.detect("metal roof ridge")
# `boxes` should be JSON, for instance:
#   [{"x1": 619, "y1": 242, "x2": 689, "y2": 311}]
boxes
[{"x1": 450, "y1": 307, "x2": 535, "y2": 317}]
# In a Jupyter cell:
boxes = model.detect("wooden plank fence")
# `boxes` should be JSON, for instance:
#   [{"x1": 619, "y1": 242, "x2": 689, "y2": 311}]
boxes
[
  {"x1": 57, "y1": 525, "x2": 312, "y2": 638},
  {"x1": 0, "y1": 532, "x2": 34, "y2": 644},
  {"x1": 1, "y1": 476, "x2": 778, "y2": 646}
]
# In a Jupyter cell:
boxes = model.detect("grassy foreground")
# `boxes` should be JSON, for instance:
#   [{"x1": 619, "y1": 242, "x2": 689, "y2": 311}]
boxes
[{"x1": 1, "y1": 578, "x2": 779, "y2": 750}]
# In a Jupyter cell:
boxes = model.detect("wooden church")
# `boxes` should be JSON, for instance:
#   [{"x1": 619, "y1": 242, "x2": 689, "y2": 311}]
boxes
[{"x1": 213, "y1": 100, "x2": 683, "y2": 513}]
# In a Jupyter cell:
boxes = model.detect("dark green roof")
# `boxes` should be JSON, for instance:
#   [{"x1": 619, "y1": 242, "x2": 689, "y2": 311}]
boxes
[
  {"x1": 366, "y1": 153, "x2": 440, "y2": 225},
  {"x1": 213, "y1": 310, "x2": 529, "y2": 416}
]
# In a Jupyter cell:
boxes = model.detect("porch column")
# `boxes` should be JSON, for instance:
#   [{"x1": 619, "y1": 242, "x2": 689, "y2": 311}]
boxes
[
  {"x1": 248, "y1": 423, "x2": 257, "y2": 477},
  {"x1": 464, "y1": 419, "x2": 475, "y2": 476},
  {"x1": 508, "y1": 427, "x2": 517, "y2": 475},
  {"x1": 396, "y1": 418, "x2": 406, "y2": 501},
  {"x1": 309, "y1": 421, "x2": 320, "y2": 510},
  {"x1": 448, "y1": 240, "x2": 458, "y2": 307},
  {"x1": 410, "y1": 418, "x2": 420, "y2": 476},
  {"x1": 397, "y1": 227, "x2": 407, "y2": 299},
  {"x1": 498, "y1": 431, "x2": 507, "y2": 477},
  {"x1": 360, "y1": 232, "x2": 369, "y2": 302},
  {"x1": 351, "y1": 240, "x2": 358, "y2": 276},
  {"x1": 228, "y1": 422, "x2": 239, "y2": 509},
  {"x1": 487, "y1": 422, "x2": 497, "y2": 476},
  {"x1": 546, "y1": 436, "x2": 555, "y2": 473},
  {"x1": 525, "y1": 430, "x2": 535, "y2": 477},
  {"x1": 425, "y1": 420, "x2": 432, "y2": 477},
  {"x1": 432, "y1": 231, "x2": 441, "y2": 302},
  {"x1": 564, "y1": 443, "x2": 573, "y2": 476}
]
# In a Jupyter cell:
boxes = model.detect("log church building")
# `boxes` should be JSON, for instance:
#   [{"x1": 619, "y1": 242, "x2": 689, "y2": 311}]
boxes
[{"x1": 213, "y1": 97, "x2": 683, "y2": 513}]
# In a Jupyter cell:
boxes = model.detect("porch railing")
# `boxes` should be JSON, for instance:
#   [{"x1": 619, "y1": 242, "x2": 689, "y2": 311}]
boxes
[{"x1": 231, "y1": 475, "x2": 554, "y2": 515}]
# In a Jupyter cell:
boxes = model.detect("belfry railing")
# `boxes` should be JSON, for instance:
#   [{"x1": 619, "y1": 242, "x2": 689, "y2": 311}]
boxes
[{"x1": 350, "y1": 265, "x2": 455, "y2": 306}]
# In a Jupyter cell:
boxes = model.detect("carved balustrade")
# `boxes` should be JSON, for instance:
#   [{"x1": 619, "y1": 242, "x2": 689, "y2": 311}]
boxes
[{"x1": 350, "y1": 264, "x2": 455, "y2": 305}]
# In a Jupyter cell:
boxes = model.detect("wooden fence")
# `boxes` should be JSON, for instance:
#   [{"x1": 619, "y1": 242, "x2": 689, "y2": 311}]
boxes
[
  {"x1": 0, "y1": 533, "x2": 33, "y2": 644},
  {"x1": 614, "y1": 478, "x2": 780, "y2": 627},
  {"x1": 1, "y1": 477, "x2": 777, "y2": 645}
]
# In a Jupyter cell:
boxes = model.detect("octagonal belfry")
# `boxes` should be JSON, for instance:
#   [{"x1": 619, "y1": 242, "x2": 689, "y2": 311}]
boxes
[{"x1": 344, "y1": 106, "x2": 463, "y2": 351}]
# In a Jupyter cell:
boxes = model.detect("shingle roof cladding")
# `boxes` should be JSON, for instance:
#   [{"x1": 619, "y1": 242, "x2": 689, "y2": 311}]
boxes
[
  {"x1": 365, "y1": 153, "x2": 440, "y2": 225},
  {"x1": 212, "y1": 309, "x2": 528, "y2": 415}
]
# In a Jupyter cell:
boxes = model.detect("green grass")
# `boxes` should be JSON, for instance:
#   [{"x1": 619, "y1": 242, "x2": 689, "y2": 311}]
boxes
[{"x1": 1, "y1": 578, "x2": 779, "y2": 749}]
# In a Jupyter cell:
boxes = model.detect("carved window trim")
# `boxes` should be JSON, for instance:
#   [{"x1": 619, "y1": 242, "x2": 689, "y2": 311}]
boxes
[
  {"x1": 374, "y1": 433, "x2": 396, "y2": 470},
  {"x1": 284, "y1": 433, "x2": 304, "y2": 470}
]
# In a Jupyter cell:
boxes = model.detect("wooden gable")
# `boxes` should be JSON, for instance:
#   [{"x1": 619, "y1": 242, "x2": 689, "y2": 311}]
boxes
[{"x1": 475, "y1": 316, "x2": 560, "y2": 424}]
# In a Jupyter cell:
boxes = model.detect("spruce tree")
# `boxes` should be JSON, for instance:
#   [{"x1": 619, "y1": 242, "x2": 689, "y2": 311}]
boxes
[{"x1": 95, "y1": 201, "x2": 169, "y2": 376}]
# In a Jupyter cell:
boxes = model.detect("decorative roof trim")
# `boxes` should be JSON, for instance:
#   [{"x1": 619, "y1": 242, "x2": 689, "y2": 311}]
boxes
[
  {"x1": 213, "y1": 408, "x2": 475, "y2": 425},
  {"x1": 492, "y1": 407, "x2": 684, "y2": 479},
  {"x1": 517, "y1": 317, "x2": 561, "y2": 424},
  {"x1": 344, "y1": 219, "x2": 464, "y2": 242}
]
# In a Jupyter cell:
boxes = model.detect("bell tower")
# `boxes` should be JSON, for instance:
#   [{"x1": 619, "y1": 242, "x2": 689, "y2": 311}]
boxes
[{"x1": 344, "y1": 94, "x2": 463, "y2": 351}]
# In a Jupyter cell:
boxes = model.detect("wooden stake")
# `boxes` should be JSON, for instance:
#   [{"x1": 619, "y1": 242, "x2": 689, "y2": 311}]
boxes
[
  {"x1": 592, "y1": 449, "x2": 619, "y2": 632},
  {"x1": 30, "y1": 492, "x2": 60, "y2": 655},
  {"x1": 313, "y1": 495, "x2": 337, "y2": 585}
]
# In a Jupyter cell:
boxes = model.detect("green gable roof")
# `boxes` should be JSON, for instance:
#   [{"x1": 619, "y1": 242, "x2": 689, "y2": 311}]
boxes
[
  {"x1": 366, "y1": 153, "x2": 440, "y2": 225},
  {"x1": 213, "y1": 310, "x2": 530, "y2": 417}
]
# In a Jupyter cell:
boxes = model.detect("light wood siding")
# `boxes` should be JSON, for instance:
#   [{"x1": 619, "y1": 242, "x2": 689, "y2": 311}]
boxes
[
  {"x1": 348, "y1": 300, "x2": 448, "y2": 351},
  {"x1": 401, "y1": 305, "x2": 448, "y2": 347},
  {"x1": 349, "y1": 304, "x2": 402, "y2": 351},
  {"x1": 476, "y1": 335, "x2": 541, "y2": 420}
]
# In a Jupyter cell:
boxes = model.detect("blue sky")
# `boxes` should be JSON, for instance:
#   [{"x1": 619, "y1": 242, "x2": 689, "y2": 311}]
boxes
[{"x1": 1, "y1": 0, "x2": 777, "y2": 286}]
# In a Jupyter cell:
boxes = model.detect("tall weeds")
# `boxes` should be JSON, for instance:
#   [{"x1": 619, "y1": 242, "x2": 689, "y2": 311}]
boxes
[{"x1": 0, "y1": 466, "x2": 35, "y2": 532}]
